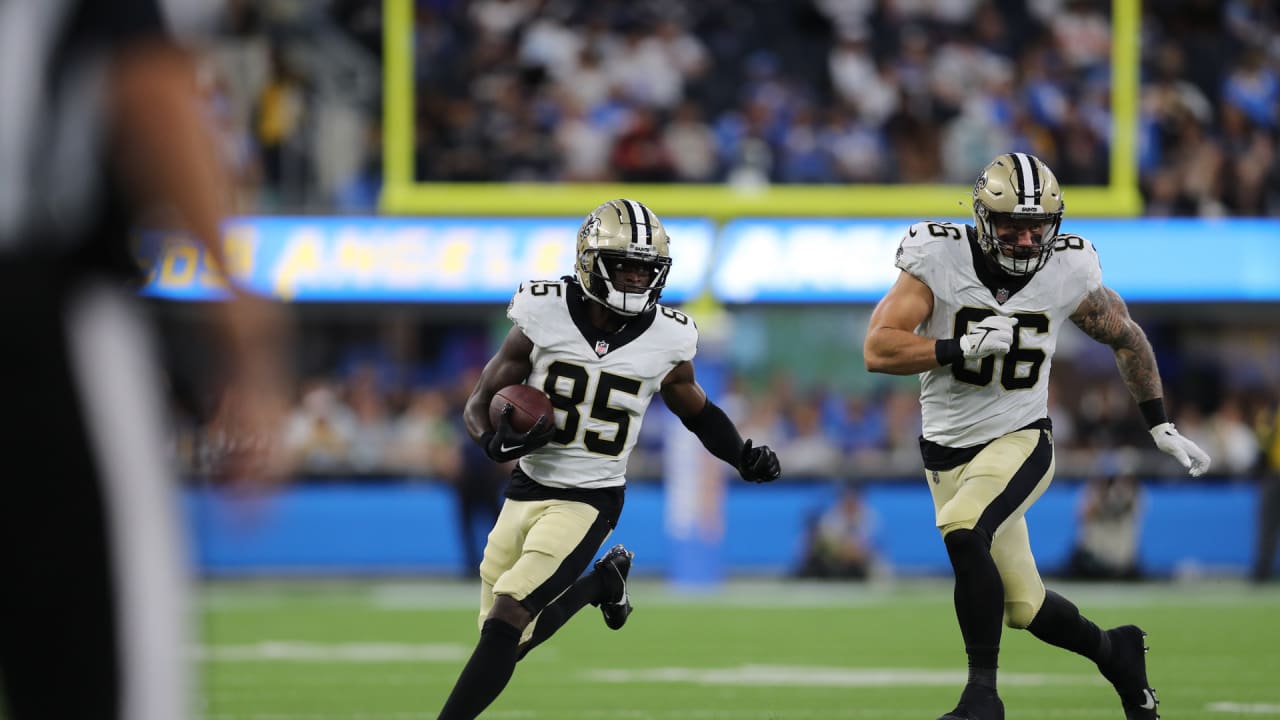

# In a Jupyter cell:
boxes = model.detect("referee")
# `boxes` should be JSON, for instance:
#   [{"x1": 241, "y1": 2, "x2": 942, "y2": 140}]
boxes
[{"x1": 0, "y1": 2, "x2": 291, "y2": 718}]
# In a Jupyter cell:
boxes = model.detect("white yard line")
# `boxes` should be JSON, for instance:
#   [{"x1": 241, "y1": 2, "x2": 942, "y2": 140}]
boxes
[
  {"x1": 1206, "y1": 702, "x2": 1280, "y2": 715},
  {"x1": 197, "y1": 642, "x2": 470, "y2": 663},
  {"x1": 586, "y1": 664, "x2": 1100, "y2": 688}
]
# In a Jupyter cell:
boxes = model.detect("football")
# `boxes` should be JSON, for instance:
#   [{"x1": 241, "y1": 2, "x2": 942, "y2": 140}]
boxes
[{"x1": 490, "y1": 384, "x2": 554, "y2": 433}]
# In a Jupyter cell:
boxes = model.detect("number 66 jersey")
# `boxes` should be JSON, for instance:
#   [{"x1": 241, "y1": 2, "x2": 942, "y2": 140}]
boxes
[
  {"x1": 507, "y1": 276, "x2": 698, "y2": 490},
  {"x1": 896, "y1": 221, "x2": 1103, "y2": 448}
]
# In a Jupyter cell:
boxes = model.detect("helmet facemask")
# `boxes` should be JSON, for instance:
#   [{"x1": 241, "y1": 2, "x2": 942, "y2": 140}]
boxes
[
  {"x1": 974, "y1": 206, "x2": 1061, "y2": 276},
  {"x1": 972, "y1": 153, "x2": 1064, "y2": 277},
  {"x1": 580, "y1": 248, "x2": 672, "y2": 316},
  {"x1": 576, "y1": 199, "x2": 673, "y2": 316}
]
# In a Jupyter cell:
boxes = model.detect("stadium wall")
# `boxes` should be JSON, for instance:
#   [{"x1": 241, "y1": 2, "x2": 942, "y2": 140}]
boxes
[{"x1": 185, "y1": 481, "x2": 1257, "y2": 579}]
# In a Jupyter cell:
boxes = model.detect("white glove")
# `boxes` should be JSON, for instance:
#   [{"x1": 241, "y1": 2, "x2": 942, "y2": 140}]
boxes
[
  {"x1": 1150, "y1": 422, "x2": 1211, "y2": 477},
  {"x1": 959, "y1": 315, "x2": 1018, "y2": 360}
]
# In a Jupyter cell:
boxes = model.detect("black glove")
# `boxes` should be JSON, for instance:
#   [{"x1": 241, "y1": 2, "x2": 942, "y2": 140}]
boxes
[
  {"x1": 738, "y1": 439, "x2": 781, "y2": 483},
  {"x1": 483, "y1": 403, "x2": 555, "y2": 463}
]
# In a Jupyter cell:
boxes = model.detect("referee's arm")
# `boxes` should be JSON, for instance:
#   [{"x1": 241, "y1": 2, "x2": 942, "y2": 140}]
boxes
[{"x1": 109, "y1": 41, "x2": 295, "y2": 486}]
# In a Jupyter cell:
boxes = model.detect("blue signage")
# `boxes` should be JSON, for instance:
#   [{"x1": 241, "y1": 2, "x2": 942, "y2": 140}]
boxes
[
  {"x1": 137, "y1": 216, "x2": 715, "y2": 303},
  {"x1": 138, "y1": 216, "x2": 1279, "y2": 303},
  {"x1": 710, "y1": 218, "x2": 1280, "y2": 303}
]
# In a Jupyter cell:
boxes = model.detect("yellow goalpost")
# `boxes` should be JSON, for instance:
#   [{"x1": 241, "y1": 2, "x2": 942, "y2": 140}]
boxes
[{"x1": 379, "y1": 0, "x2": 1141, "y2": 219}]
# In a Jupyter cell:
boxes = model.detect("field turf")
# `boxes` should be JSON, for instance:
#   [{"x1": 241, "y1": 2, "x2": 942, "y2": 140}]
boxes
[{"x1": 201, "y1": 578, "x2": 1280, "y2": 719}]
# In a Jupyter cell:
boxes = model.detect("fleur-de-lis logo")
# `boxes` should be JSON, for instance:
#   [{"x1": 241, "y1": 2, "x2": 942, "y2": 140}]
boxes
[{"x1": 974, "y1": 172, "x2": 988, "y2": 197}]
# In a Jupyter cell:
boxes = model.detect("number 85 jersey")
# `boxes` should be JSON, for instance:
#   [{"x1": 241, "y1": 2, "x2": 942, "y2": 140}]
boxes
[
  {"x1": 507, "y1": 276, "x2": 698, "y2": 489},
  {"x1": 897, "y1": 221, "x2": 1102, "y2": 448}
]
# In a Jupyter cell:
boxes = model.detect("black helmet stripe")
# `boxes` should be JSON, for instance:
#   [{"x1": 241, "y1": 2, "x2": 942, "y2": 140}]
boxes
[
  {"x1": 621, "y1": 199, "x2": 652, "y2": 245},
  {"x1": 1009, "y1": 152, "x2": 1041, "y2": 206}
]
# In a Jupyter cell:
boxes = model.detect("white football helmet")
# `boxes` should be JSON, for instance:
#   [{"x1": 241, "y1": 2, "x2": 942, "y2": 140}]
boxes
[
  {"x1": 575, "y1": 199, "x2": 672, "y2": 316},
  {"x1": 972, "y1": 153, "x2": 1064, "y2": 276}
]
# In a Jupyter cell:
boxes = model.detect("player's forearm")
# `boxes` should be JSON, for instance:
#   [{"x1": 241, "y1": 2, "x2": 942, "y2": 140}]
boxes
[
  {"x1": 463, "y1": 393, "x2": 493, "y2": 444},
  {"x1": 1113, "y1": 336, "x2": 1164, "y2": 404},
  {"x1": 864, "y1": 328, "x2": 943, "y2": 375},
  {"x1": 679, "y1": 399, "x2": 744, "y2": 467}
]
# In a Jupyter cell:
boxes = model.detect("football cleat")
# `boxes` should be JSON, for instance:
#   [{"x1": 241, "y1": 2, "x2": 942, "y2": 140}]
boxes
[
  {"x1": 592, "y1": 544, "x2": 634, "y2": 630},
  {"x1": 938, "y1": 683, "x2": 1004, "y2": 720},
  {"x1": 1098, "y1": 625, "x2": 1160, "y2": 720}
]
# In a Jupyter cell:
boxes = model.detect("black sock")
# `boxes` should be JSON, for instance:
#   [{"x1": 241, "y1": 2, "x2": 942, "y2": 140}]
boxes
[
  {"x1": 515, "y1": 573, "x2": 603, "y2": 660},
  {"x1": 944, "y1": 529, "x2": 1003, "y2": 689},
  {"x1": 438, "y1": 618, "x2": 523, "y2": 720},
  {"x1": 1026, "y1": 589, "x2": 1109, "y2": 662}
]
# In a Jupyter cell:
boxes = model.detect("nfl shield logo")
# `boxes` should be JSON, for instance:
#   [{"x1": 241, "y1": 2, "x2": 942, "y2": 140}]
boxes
[
  {"x1": 995, "y1": 288, "x2": 1010, "y2": 304},
  {"x1": 594, "y1": 340, "x2": 610, "y2": 356}
]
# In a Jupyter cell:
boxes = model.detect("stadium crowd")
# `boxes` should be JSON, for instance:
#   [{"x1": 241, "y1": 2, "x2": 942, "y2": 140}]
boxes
[
  {"x1": 169, "y1": 326, "x2": 1279, "y2": 484},
  {"x1": 201, "y1": 0, "x2": 1280, "y2": 215}
]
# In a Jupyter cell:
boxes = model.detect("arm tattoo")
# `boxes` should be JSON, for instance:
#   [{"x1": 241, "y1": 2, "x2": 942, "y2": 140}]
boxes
[{"x1": 1070, "y1": 286, "x2": 1163, "y2": 401}]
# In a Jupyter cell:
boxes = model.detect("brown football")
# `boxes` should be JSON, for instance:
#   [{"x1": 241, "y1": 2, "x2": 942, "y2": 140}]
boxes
[{"x1": 490, "y1": 384, "x2": 554, "y2": 433}]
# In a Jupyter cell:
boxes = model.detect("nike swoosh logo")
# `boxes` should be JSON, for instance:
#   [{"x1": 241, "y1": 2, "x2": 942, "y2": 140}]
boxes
[
  {"x1": 499, "y1": 443, "x2": 523, "y2": 453},
  {"x1": 1139, "y1": 689, "x2": 1156, "y2": 710}
]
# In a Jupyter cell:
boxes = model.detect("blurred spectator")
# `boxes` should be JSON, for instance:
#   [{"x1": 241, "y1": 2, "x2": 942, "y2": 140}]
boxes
[
  {"x1": 1252, "y1": 399, "x2": 1280, "y2": 583},
  {"x1": 284, "y1": 379, "x2": 356, "y2": 475},
  {"x1": 1063, "y1": 455, "x2": 1146, "y2": 581},
  {"x1": 611, "y1": 107, "x2": 676, "y2": 181},
  {"x1": 386, "y1": 387, "x2": 460, "y2": 477},
  {"x1": 253, "y1": 44, "x2": 309, "y2": 207},
  {"x1": 1200, "y1": 396, "x2": 1261, "y2": 476},
  {"x1": 345, "y1": 366, "x2": 396, "y2": 474},
  {"x1": 778, "y1": 401, "x2": 843, "y2": 477},
  {"x1": 795, "y1": 485, "x2": 881, "y2": 580}
]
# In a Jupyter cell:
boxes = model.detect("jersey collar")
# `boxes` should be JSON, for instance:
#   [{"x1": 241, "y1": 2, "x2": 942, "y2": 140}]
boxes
[
  {"x1": 967, "y1": 226, "x2": 1033, "y2": 305},
  {"x1": 565, "y1": 277, "x2": 656, "y2": 356}
]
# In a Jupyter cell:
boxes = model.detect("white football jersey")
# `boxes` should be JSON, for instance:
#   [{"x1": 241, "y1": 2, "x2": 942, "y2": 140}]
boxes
[
  {"x1": 895, "y1": 221, "x2": 1102, "y2": 447},
  {"x1": 507, "y1": 277, "x2": 698, "y2": 489}
]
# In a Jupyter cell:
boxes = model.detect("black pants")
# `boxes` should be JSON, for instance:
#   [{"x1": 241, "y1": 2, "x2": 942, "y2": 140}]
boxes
[
  {"x1": 1254, "y1": 474, "x2": 1280, "y2": 582},
  {"x1": 0, "y1": 265, "x2": 189, "y2": 720}
]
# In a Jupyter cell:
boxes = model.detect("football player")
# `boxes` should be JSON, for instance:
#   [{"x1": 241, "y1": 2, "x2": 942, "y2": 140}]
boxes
[
  {"x1": 864, "y1": 153, "x2": 1210, "y2": 720},
  {"x1": 436, "y1": 199, "x2": 782, "y2": 720}
]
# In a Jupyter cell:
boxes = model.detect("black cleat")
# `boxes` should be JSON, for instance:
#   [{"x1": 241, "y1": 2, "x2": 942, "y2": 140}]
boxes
[
  {"x1": 592, "y1": 544, "x2": 634, "y2": 630},
  {"x1": 1098, "y1": 625, "x2": 1160, "y2": 720},
  {"x1": 938, "y1": 683, "x2": 1004, "y2": 720}
]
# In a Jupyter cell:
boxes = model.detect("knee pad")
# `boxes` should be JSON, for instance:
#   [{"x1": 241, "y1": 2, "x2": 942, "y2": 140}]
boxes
[
  {"x1": 1004, "y1": 600, "x2": 1040, "y2": 629},
  {"x1": 943, "y1": 527, "x2": 993, "y2": 574}
]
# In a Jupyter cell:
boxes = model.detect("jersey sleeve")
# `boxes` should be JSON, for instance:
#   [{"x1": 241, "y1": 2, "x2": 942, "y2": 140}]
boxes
[
  {"x1": 653, "y1": 305, "x2": 699, "y2": 364},
  {"x1": 1056, "y1": 234, "x2": 1103, "y2": 309},
  {"x1": 894, "y1": 221, "x2": 951, "y2": 289},
  {"x1": 506, "y1": 280, "x2": 560, "y2": 346}
]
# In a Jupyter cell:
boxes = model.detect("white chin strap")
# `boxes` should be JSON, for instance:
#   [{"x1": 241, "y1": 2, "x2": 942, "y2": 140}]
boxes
[
  {"x1": 997, "y1": 253, "x2": 1034, "y2": 275},
  {"x1": 602, "y1": 278, "x2": 650, "y2": 315}
]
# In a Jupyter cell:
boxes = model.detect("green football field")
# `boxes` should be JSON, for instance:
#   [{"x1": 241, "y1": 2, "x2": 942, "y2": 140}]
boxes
[{"x1": 200, "y1": 578, "x2": 1280, "y2": 719}]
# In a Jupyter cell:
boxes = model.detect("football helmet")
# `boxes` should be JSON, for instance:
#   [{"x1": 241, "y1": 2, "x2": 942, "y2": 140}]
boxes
[
  {"x1": 575, "y1": 199, "x2": 672, "y2": 316},
  {"x1": 972, "y1": 152, "x2": 1064, "y2": 276}
]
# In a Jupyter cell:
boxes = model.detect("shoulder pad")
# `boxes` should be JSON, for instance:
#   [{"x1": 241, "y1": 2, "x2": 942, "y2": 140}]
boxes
[
  {"x1": 1050, "y1": 234, "x2": 1103, "y2": 293},
  {"x1": 507, "y1": 278, "x2": 568, "y2": 331},
  {"x1": 896, "y1": 220, "x2": 966, "y2": 275},
  {"x1": 653, "y1": 304, "x2": 699, "y2": 362}
]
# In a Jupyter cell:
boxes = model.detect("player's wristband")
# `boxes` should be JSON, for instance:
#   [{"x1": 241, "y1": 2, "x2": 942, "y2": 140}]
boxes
[
  {"x1": 935, "y1": 338, "x2": 962, "y2": 366},
  {"x1": 1138, "y1": 398, "x2": 1169, "y2": 429}
]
